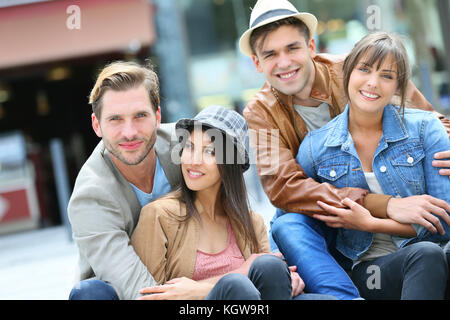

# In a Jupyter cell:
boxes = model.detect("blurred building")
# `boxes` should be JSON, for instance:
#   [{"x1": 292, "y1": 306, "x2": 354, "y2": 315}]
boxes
[
  {"x1": 0, "y1": 0, "x2": 163, "y2": 233},
  {"x1": 0, "y1": 0, "x2": 449, "y2": 234}
]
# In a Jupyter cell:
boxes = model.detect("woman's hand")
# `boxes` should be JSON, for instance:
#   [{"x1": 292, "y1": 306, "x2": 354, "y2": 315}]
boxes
[
  {"x1": 288, "y1": 265, "x2": 305, "y2": 297},
  {"x1": 138, "y1": 277, "x2": 213, "y2": 300},
  {"x1": 313, "y1": 198, "x2": 375, "y2": 231}
]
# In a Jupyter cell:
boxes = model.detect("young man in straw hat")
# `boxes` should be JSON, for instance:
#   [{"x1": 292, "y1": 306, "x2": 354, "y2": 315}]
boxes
[{"x1": 240, "y1": 0, "x2": 450, "y2": 299}]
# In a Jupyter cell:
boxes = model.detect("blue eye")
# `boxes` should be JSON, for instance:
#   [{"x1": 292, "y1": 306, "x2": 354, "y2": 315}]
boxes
[
  {"x1": 205, "y1": 148, "x2": 215, "y2": 156},
  {"x1": 359, "y1": 67, "x2": 369, "y2": 72}
]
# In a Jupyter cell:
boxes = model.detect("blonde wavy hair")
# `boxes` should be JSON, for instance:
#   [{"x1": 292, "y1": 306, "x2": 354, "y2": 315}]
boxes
[{"x1": 89, "y1": 61, "x2": 160, "y2": 119}]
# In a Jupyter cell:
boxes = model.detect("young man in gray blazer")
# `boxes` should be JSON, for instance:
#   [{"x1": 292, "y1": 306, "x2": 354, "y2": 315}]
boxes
[{"x1": 68, "y1": 61, "x2": 183, "y2": 300}]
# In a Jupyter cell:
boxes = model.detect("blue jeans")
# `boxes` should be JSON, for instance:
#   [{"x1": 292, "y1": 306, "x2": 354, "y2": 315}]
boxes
[
  {"x1": 271, "y1": 211, "x2": 360, "y2": 300},
  {"x1": 352, "y1": 241, "x2": 449, "y2": 300},
  {"x1": 69, "y1": 279, "x2": 119, "y2": 300},
  {"x1": 206, "y1": 254, "x2": 336, "y2": 300}
]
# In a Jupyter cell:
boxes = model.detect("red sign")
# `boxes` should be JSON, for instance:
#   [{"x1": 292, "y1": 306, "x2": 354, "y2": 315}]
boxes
[{"x1": 0, "y1": 189, "x2": 31, "y2": 224}]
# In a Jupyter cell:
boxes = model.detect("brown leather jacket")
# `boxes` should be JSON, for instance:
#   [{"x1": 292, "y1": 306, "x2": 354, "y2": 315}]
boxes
[{"x1": 244, "y1": 53, "x2": 450, "y2": 218}]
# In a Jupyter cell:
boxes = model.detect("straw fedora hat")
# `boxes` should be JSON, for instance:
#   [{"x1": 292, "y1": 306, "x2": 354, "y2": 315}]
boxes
[{"x1": 239, "y1": 0, "x2": 318, "y2": 57}]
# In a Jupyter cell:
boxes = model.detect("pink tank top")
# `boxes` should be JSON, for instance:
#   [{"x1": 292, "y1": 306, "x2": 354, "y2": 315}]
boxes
[{"x1": 192, "y1": 222, "x2": 245, "y2": 281}]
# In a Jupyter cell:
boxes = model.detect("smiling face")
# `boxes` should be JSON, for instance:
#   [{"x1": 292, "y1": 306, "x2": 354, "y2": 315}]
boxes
[
  {"x1": 348, "y1": 52, "x2": 399, "y2": 115},
  {"x1": 181, "y1": 129, "x2": 221, "y2": 193},
  {"x1": 92, "y1": 85, "x2": 161, "y2": 166},
  {"x1": 252, "y1": 24, "x2": 316, "y2": 97}
]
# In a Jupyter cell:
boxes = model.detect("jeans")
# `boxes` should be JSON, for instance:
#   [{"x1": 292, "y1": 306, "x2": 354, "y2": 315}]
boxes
[
  {"x1": 445, "y1": 242, "x2": 450, "y2": 299},
  {"x1": 271, "y1": 212, "x2": 360, "y2": 300},
  {"x1": 206, "y1": 252, "x2": 337, "y2": 300},
  {"x1": 352, "y1": 241, "x2": 449, "y2": 300},
  {"x1": 69, "y1": 279, "x2": 119, "y2": 300}
]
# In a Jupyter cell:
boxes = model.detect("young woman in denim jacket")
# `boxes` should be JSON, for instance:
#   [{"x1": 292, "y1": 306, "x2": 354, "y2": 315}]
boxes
[{"x1": 297, "y1": 32, "x2": 450, "y2": 299}]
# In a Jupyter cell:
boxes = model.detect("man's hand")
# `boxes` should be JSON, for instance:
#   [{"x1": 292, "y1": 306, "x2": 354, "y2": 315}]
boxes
[
  {"x1": 139, "y1": 277, "x2": 213, "y2": 300},
  {"x1": 313, "y1": 198, "x2": 375, "y2": 231},
  {"x1": 387, "y1": 195, "x2": 450, "y2": 235},
  {"x1": 433, "y1": 150, "x2": 450, "y2": 177},
  {"x1": 288, "y1": 265, "x2": 305, "y2": 297}
]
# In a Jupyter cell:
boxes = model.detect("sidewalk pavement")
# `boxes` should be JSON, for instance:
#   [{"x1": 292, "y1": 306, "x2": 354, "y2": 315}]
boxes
[
  {"x1": 0, "y1": 164, "x2": 276, "y2": 300},
  {"x1": 0, "y1": 226, "x2": 78, "y2": 300}
]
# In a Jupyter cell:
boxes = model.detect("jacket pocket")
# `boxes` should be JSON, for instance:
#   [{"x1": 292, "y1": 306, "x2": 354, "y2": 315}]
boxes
[
  {"x1": 389, "y1": 145, "x2": 425, "y2": 185},
  {"x1": 317, "y1": 162, "x2": 349, "y2": 187}
]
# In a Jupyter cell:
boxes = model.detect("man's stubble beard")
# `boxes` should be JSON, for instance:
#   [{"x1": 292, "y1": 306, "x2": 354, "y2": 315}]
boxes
[{"x1": 104, "y1": 129, "x2": 157, "y2": 166}]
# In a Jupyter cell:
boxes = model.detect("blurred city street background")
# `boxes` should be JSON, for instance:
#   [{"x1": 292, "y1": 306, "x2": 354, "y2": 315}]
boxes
[{"x1": 1, "y1": 0, "x2": 449, "y2": 300}]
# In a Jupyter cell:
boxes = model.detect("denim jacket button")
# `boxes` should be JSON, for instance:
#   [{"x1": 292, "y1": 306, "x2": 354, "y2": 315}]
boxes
[
  {"x1": 380, "y1": 166, "x2": 387, "y2": 173},
  {"x1": 330, "y1": 169, "x2": 337, "y2": 177},
  {"x1": 407, "y1": 156, "x2": 414, "y2": 164}
]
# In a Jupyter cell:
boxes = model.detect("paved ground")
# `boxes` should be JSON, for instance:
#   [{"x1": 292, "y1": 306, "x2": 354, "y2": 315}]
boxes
[
  {"x1": 0, "y1": 164, "x2": 275, "y2": 300},
  {"x1": 0, "y1": 226, "x2": 78, "y2": 300}
]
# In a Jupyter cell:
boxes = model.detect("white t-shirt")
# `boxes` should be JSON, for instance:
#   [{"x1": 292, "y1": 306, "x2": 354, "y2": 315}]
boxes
[{"x1": 354, "y1": 172, "x2": 398, "y2": 266}]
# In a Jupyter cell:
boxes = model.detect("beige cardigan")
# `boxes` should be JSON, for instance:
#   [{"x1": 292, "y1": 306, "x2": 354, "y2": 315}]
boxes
[{"x1": 131, "y1": 195, "x2": 270, "y2": 284}]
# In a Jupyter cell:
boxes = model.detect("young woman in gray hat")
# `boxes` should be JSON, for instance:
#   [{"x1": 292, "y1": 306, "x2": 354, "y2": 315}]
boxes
[{"x1": 130, "y1": 105, "x2": 312, "y2": 300}]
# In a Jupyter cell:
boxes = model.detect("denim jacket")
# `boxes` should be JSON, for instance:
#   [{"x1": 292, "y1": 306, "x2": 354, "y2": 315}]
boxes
[{"x1": 297, "y1": 104, "x2": 450, "y2": 260}]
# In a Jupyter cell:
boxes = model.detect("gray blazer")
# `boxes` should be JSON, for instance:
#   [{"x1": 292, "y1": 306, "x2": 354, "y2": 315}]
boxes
[{"x1": 68, "y1": 123, "x2": 181, "y2": 300}]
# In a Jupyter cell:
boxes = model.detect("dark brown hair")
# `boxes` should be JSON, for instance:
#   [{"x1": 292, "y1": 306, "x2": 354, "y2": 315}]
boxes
[
  {"x1": 250, "y1": 17, "x2": 310, "y2": 55},
  {"x1": 177, "y1": 126, "x2": 260, "y2": 252},
  {"x1": 343, "y1": 32, "x2": 411, "y2": 110}
]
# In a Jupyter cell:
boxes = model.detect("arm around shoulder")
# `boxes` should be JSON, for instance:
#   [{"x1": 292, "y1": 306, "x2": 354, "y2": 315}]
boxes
[
  {"x1": 423, "y1": 114, "x2": 450, "y2": 203},
  {"x1": 244, "y1": 102, "x2": 374, "y2": 215},
  {"x1": 402, "y1": 80, "x2": 450, "y2": 137}
]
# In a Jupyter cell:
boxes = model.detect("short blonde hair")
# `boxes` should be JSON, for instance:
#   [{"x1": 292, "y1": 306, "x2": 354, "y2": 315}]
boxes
[{"x1": 89, "y1": 61, "x2": 160, "y2": 118}]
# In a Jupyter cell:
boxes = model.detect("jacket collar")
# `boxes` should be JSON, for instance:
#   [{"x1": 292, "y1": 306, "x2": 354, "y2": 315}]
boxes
[
  {"x1": 325, "y1": 104, "x2": 409, "y2": 147},
  {"x1": 309, "y1": 57, "x2": 332, "y2": 103}
]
